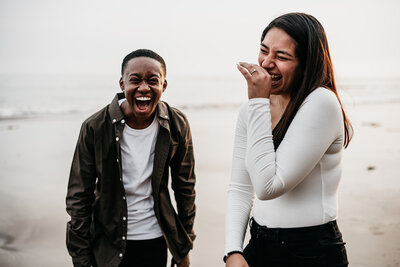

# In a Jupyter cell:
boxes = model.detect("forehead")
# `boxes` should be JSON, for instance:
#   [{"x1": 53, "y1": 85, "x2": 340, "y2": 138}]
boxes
[
  {"x1": 262, "y1": 27, "x2": 297, "y2": 52},
  {"x1": 124, "y1": 57, "x2": 163, "y2": 76}
]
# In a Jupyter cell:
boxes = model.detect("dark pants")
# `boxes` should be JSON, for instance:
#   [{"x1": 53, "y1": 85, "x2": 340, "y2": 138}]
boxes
[
  {"x1": 119, "y1": 236, "x2": 167, "y2": 267},
  {"x1": 243, "y1": 219, "x2": 349, "y2": 267}
]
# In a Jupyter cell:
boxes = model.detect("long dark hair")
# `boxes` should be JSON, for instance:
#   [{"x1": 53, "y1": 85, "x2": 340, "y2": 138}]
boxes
[{"x1": 262, "y1": 13, "x2": 353, "y2": 149}]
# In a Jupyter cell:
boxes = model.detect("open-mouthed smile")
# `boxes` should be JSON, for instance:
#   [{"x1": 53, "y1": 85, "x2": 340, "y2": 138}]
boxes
[
  {"x1": 270, "y1": 73, "x2": 282, "y2": 87},
  {"x1": 135, "y1": 96, "x2": 152, "y2": 111}
]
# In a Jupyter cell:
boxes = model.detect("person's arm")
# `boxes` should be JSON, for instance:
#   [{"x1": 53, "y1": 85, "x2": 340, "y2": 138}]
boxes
[
  {"x1": 225, "y1": 104, "x2": 255, "y2": 265},
  {"x1": 66, "y1": 122, "x2": 96, "y2": 267},
  {"x1": 170, "y1": 113, "x2": 196, "y2": 262},
  {"x1": 246, "y1": 89, "x2": 343, "y2": 200}
]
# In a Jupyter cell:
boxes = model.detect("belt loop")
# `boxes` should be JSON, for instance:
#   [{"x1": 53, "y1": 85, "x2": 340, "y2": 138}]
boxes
[
  {"x1": 327, "y1": 220, "x2": 338, "y2": 237},
  {"x1": 249, "y1": 217, "x2": 257, "y2": 240},
  {"x1": 333, "y1": 220, "x2": 341, "y2": 237}
]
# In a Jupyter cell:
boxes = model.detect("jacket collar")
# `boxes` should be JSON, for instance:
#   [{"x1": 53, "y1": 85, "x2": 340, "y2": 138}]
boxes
[
  {"x1": 108, "y1": 93, "x2": 125, "y2": 124},
  {"x1": 108, "y1": 92, "x2": 170, "y2": 131}
]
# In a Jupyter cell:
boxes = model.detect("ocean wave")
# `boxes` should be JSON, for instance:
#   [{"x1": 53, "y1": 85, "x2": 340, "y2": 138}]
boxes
[
  {"x1": 0, "y1": 105, "x2": 93, "y2": 120},
  {"x1": 0, "y1": 102, "x2": 245, "y2": 120},
  {"x1": 340, "y1": 94, "x2": 400, "y2": 105},
  {"x1": 1, "y1": 93, "x2": 400, "y2": 120}
]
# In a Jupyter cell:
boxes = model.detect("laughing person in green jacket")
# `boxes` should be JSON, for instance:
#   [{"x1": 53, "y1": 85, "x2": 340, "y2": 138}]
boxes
[{"x1": 66, "y1": 49, "x2": 196, "y2": 267}]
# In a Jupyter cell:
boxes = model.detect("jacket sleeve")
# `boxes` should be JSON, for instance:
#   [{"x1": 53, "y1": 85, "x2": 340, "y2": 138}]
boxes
[
  {"x1": 66, "y1": 121, "x2": 96, "y2": 267},
  {"x1": 170, "y1": 115, "x2": 196, "y2": 242}
]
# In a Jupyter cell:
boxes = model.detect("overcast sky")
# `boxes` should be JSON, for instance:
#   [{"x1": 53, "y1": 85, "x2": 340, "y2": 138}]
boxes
[{"x1": 0, "y1": 0, "x2": 399, "y2": 78}]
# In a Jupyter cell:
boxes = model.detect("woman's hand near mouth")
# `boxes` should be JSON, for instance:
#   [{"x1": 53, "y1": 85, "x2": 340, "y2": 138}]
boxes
[{"x1": 237, "y1": 62, "x2": 272, "y2": 99}]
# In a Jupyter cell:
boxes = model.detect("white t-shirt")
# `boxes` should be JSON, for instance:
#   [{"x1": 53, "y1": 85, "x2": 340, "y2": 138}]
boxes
[
  {"x1": 120, "y1": 112, "x2": 163, "y2": 240},
  {"x1": 225, "y1": 87, "x2": 345, "y2": 254}
]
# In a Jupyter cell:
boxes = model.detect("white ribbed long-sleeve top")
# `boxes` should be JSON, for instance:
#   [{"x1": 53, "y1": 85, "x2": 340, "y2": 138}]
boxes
[{"x1": 225, "y1": 87, "x2": 345, "y2": 254}]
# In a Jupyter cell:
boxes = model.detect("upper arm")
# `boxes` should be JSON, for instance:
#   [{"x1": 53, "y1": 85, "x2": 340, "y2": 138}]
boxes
[
  {"x1": 276, "y1": 89, "x2": 343, "y2": 190},
  {"x1": 230, "y1": 104, "x2": 254, "y2": 193},
  {"x1": 224, "y1": 104, "x2": 255, "y2": 254}
]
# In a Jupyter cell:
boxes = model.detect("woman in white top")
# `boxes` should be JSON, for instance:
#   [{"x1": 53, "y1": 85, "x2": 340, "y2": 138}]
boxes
[{"x1": 224, "y1": 13, "x2": 352, "y2": 267}]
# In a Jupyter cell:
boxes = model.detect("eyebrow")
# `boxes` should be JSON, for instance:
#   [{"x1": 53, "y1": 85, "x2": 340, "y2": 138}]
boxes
[
  {"x1": 260, "y1": 43, "x2": 295, "y2": 58},
  {"x1": 128, "y1": 73, "x2": 161, "y2": 79}
]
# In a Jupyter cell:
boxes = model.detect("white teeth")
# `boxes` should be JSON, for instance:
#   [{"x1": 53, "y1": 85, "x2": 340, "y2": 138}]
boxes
[
  {"x1": 136, "y1": 97, "x2": 151, "y2": 101},
  {"x1": 271, "y1": 74, "x2": 281, "y2": 79}
]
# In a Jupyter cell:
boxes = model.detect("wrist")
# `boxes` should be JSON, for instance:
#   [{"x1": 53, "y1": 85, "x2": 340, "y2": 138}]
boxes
[{"x1": 223, "y1": 251, "x2": 243, "y2": 263}]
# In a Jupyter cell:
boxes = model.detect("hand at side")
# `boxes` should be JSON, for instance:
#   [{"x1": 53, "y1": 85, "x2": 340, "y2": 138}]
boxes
[{"x1": 225, "y1": 253, "x2": 249, "y2": 267}]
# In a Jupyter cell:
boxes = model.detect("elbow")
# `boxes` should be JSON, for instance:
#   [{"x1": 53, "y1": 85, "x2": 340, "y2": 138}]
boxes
[
  {"x1": 254, "y1": 187, "x2": 275, "y2": 201},
  {"x1": 254, "y1": 183, "x2": 284, "y2": 201},
  {"x1": 255, "y1": 192, "x2": 270, "y2": 201},
  {"x1": 247, "y1": 163, "x2": 284, "y2": 200}
]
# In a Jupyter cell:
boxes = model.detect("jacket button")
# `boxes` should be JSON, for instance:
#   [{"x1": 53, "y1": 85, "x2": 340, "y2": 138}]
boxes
[
  {"x1": 122, "y1": 196, "x2": 126, "y2": 200},
  {"x1": 123, "y1": 217, "x2": 126, "y2": 221},
  {"x1": 116, "y1": 137, "x2": 119, "y2": 141},
  {"x1": 119, "y1": 253, "x2": 123, "y2": 258},
  {"x1": 112, "y1": 119, "x2": 116, "y2": 123},
  {"x1": 122, "y1": 236, "x2": 126, "y2": 240},
  {"x1": 121, "y1": 119, "x2": 125, "y2": 124}
]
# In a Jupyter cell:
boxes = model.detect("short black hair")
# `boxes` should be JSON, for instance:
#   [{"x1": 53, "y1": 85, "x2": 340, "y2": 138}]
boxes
[{"x1": 121, "y1": 49, "x2": 166, "y2": 76}]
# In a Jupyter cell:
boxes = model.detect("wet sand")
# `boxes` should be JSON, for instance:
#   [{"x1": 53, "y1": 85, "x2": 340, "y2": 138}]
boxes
[{"x1": 0, "y1": 101, "x2": 399, "y2": 266}]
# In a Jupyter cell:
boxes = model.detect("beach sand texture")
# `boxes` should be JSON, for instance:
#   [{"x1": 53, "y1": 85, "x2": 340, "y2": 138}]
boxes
[{"x1": 0, "y1": 97, "x2": 399, "y2": 266}]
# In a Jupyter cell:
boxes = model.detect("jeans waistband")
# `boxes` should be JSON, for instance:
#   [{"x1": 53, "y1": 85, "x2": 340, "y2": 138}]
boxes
[{"x1": 250, "y1": 218, "x2": 341, "y2": 242}]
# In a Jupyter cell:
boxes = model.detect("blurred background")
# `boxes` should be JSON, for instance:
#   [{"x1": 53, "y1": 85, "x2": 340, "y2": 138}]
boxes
[{"x1": 1, "y1": 0, "x2": 399, "y2": 266}]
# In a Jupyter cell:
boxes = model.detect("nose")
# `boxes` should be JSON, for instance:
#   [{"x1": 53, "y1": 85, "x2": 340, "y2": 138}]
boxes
[
  {"x1": 137, "y1": 81, "x2": 150, "y2": 93},
  {"x1": 260, "y1": 54, "x2": 275, "y2": 69}
]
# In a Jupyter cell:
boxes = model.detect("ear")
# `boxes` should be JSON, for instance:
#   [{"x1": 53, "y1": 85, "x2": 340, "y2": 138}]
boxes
[
  {"x1": 119, "y1": 77, "x2": 124, "y2": 91},
  {"x1": 162, "y1": 79, "x2": 167, "y2": 92}
]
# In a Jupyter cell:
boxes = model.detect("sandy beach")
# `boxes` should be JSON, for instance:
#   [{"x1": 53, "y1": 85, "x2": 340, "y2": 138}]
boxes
[{"x1": 0, "y1": 99, "x2": 399, "y2": 266}]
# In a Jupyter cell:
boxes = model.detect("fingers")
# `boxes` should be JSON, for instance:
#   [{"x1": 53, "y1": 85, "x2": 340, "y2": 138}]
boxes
[
  {"x1": 237, "y1": 62, "x2": 266, "y2": 77},
  {"x1": 241, "y1": 62, "x2": 266, "y2": 73},
  {"x1": 238, "y1": 62, "x2": 255, "y2": 73},
  {"x1": 236, "y1": 63, "x2": 252, "y2": 80}
]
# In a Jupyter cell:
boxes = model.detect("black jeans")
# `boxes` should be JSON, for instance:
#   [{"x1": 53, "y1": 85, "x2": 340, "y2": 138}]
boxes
[
  {"x1": 119, "y1": 236, "x2": 167, "y2": 267},
  {"x1": 243, "y1": 219, "x2": 348, "y2": 267}
]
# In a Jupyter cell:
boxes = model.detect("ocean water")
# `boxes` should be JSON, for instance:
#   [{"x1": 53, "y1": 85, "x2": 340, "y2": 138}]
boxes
[{"x1": 0, "y1": 73, "x2": 399, "y2": 120}]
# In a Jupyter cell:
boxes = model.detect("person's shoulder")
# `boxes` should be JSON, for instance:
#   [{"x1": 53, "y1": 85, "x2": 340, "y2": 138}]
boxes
[
  {"x1": 305, "y1": 87, "x2": 340, "y2": 108},
  {"x1": 301, "y1": 87, "x2": 342, "y2": 120},
  {"x1": 159, "y1": 101, "x2": 189, "y2": 123},
  {"x1": 308, "y1": 87, "x2": 337, "y2": 101}
]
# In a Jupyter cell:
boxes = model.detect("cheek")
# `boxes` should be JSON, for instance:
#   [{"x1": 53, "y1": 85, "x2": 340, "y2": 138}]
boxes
[
  {"x1": 155, "y1": 89, "x2": 163, "y2": 99},
  {"x1": 124, "y1": 87, "x2": 135, "y2": 100},
  {"x1": 281, "y1": 65, "x2": 297, "y2": 79},
  {"x1": 289, "y1": 66, "x2": 299, "y2": 80}
]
